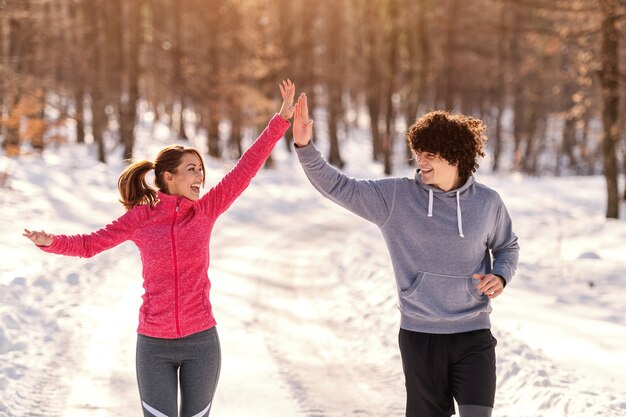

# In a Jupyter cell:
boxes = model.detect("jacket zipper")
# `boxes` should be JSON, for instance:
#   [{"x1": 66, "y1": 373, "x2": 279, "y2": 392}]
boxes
[{"x1": 170, "y1": 198, "x2": 181, "y2": 337}]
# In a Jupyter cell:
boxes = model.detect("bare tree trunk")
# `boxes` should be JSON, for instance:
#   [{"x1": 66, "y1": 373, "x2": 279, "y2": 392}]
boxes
[
  {"x1": 120, "y1": 0, "x2": 141, "y2": 160},
  {"x1": 598, "y1": 0, "x2": 620, "y2": 219},
  {"x1": 562, "y1": 116, "x2": 578, "y2": 171},
  {"x1": 275, "y1": 0, "x2": 294, "y2": 152},
  {"x1": 622, "y1": 139, "x2": 626, "y2": 200},
  {"x1": 325, "y1": 1, "x2": 345, "y2": 168},
  {"x1": 91, "y1": 93, "x2": 107, "y2": 163},
  {"x1": 296, "y1": 0, "x2": 318, "y2": 145},
  {"x1": 2, "y1": 1, "x2": 34, "y2": 152},
  {"x1": 621, "y1": 65, "x2": 626, "y2": 202},
  {"x1": 403, "y1": 0, "x2": 430, "y2": 164},
  {"x1": 365, "y1": 0, "x2": 383, "y2": 162},
  {"x1": 493, "y1": 106, "x2": 504, "y2": 172},
  {"x1": 171, "y1": 0, "x2": 187, "y2": 141},
  {"x1": 229, "y1": 111, "x2": 243, "y2": 159},
  {"x1": 441, "y1": 0, "x2": 460, "y2": 111},
  {"x1": 67, "y1": 0, "x2": 86, "y2": 145},
  {"x1": 509, "y1": 4, "x2": 527, "y2": 171},
  {"x1": 383, "y1": 0, "x2": 399, "y2": 175},
  {"x1": 0, "y1": 8, "x2": 5, "y2": 80},
  {"x1": 492, "y1": 3, "x2": 508, "y2": 173},
  {"x1": 368, "y1": 94, "x2": 382, "y2": 161},
  {"x1": 580, "y1": 114, "x2": 596, "y2": 175},
  {"x1": 85, "y1": 0, "x2": 107, "y2": 163},
  {"x1": 327, "y1": 92, "x2": 345, "y2": 168},
  {"x1": 522, "y1": 109, "x2": 539, "y2": 174},
  {"x1": 105, "y1": 0, "x2": 123, "y2": 157},
  {"x1": 0, "y1": 12, "x2": 10, "y2": 151},
  {"x1": 3, "y1": 95, "x2": 20, "y2": 152},
  {"x1": 207, "y1": 110, "x2": 221, "y2": 158},
  {"x1": 75, "y1": 89, "x2": 85, "y2": 144}
]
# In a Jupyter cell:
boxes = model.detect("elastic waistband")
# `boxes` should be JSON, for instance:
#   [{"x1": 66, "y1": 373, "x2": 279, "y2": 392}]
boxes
[
  {"x1": 138, "y1": 326, "x2": 217, "y2": 345},
  {"x1": 400, "y1": 312, "x2": 491, "y2": 334}
]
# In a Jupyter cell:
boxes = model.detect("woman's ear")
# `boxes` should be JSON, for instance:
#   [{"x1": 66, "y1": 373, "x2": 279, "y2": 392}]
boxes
[{"x1": 163, "y1": 171, "x2": 173, "y2": 183}]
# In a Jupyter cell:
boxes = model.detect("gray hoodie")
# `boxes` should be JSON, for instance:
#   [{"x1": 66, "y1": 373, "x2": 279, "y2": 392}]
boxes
[{"x1": 296, "y1": 143, "x2": 519, "y2": 334}]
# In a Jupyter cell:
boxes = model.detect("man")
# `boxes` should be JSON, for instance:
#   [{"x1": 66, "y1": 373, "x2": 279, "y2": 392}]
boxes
[{"x1": 291, "y1": 94, "x2": 519, "y2": 417}]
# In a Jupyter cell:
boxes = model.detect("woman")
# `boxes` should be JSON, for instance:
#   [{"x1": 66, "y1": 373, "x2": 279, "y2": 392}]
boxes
[{"x1": 23, "y1": 79, "x2": 297, "y2": 417}]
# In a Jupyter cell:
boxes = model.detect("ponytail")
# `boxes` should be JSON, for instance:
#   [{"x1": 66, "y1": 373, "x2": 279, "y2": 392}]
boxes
[{"x1": 118, "y1": 160, "x2": 158, "y2": 210}]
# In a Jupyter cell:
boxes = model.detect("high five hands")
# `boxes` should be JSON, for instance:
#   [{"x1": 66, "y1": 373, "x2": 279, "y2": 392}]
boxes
[{"x1": 279, "y1": 79, "x2": 313, "y2": 146}]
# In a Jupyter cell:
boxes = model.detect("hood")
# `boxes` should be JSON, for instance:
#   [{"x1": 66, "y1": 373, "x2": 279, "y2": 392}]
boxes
[{"x1": 414, "y1": 169, "x2": 475, "y2": 238}]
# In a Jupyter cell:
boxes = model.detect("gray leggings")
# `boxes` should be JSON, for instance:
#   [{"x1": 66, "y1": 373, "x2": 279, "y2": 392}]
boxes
[{"x1": 136, "y1": 327, "x2": 221, "y2": 417}]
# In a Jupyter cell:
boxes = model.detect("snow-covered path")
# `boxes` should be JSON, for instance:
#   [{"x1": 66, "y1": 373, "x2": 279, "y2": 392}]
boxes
[
  {"x1": 1, "y1": 142, "x2": 626, "y2": 417},
  {"x1": 211, "y1": 202, "x2": 405, "y2": 417}
]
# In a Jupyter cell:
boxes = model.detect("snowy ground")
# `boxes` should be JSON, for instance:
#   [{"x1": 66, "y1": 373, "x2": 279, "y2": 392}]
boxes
[{"x1": 1, "y1": 123, "x2": 626, "y2": 417}]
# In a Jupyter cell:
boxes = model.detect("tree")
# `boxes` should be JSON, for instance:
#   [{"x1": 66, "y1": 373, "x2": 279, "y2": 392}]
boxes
[
  {"x1": 322, "y1": 0, "x2": 346, "y2": 168},
  {"x1": 382, "y1": 0, "x2": 400, "y2": 175},
  {"x1": 120, "y1": 0, "x2": 142, "y2": 160},
  {"x1": 598, "y1": 0, "x2": 621, "y2": 218}
]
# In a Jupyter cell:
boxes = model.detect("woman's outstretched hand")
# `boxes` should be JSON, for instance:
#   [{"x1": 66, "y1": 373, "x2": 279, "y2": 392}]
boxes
[
  {"x1": 23, "y1": 229, "x2": 53, "y2": 247},
  {"x1": 293, "y1": 93, "x2": 313, "y2": 147},
  {"x1": 278, "y1": 79, "x2": 296, "y2": 121}
]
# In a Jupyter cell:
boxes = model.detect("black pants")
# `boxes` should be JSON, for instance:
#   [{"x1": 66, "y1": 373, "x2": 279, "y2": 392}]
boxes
[
  {"x1": 136, "y1": 327, "x2": 221, "y2": 417},
  {"x1": 398, "y1": 328, "x2": 497, "y2": 417}
]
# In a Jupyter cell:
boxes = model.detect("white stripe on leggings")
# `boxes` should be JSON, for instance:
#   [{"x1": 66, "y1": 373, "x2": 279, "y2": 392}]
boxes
[
  {"x1": 190, "y1": 402, "x2": 211, "y2": 417},
  {"x1": 142, "y1": 400, "x2": 171, "y2": 417},
  {"x1": 142, "y1": 400, "x2": 211, "y2": 417}
]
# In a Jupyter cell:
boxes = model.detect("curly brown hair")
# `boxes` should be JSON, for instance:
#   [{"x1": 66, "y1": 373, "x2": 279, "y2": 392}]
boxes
[{"x1": 406, "y1": 111, "x2": 487, "y2": 181}]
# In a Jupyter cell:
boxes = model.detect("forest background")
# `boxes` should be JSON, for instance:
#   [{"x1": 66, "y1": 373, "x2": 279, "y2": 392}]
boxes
[{"x1": 1, "y1": 0, "x2": 625, "y2": 217}]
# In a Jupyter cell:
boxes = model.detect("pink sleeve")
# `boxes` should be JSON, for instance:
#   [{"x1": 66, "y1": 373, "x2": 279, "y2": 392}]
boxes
[
  {"x1": 200, "y1": 114, "x2": 290, "y2": 217},
  {"x1": 39, "y1": 207, "x2": 142, "y2": 258}
]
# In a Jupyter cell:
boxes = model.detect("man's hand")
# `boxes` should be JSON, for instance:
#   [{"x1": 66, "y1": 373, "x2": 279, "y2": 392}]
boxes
[
  {"x1": 293, "y1": 93, "x2": 313, "y2": 147},
  {"x1": 473, "y1": 273, "x2": 505, "y2": 299}
]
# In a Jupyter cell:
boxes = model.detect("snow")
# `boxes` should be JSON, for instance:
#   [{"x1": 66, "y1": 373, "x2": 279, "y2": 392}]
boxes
[{"x1": 1, "y1": 123, "x2": 626, "y2": 417}]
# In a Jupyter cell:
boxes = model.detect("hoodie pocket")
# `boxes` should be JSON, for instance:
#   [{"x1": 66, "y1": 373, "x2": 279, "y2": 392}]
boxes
[{"x1": 398, "y1": 271, "x2": 490, "y2": 320}]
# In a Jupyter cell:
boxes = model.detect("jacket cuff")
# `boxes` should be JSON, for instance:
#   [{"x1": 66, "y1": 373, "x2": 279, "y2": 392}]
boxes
[
  {"x1": 37, "y1": 235, "x2": 58, "y2": 253},
  {"x1": 294, "y1": 141, "x2": 318, "y2": 162},
  {"x1": 271, "y1": 113, "x2": 291, "y2": 130},
  {"x1": 494, "y1": 273, "x2": 507, "y2": 287}
]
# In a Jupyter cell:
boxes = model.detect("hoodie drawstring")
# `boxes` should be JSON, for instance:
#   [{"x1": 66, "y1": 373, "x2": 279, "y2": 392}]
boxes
[
  {"x1": 427, "y1": 189, "x2": 433, "y2": 217},
  {"x1": 425, "y1": 189, "x2": 465, "y2": 238},
  {"x1": 456, "y1": 191, "x2": 464, "y2": 238}
]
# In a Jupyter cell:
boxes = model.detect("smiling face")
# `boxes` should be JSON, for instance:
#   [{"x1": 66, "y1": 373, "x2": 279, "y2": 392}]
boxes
[
  {"x1": 163, "y1": 152, "x2": 204, "y2": 201},
  {"x1": 416, "y1": 151, "x2": 462, "y2": 192}
]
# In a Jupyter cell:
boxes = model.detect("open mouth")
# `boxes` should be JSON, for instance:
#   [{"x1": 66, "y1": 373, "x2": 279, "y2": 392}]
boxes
[{"x1": 190, "y1": 184, "x2": 201, "y2": 193}]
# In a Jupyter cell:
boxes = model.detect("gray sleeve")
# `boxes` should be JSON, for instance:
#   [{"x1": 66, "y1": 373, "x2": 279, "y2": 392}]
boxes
[
  {"x1": 295, "y1": 143, "x2": 396, "y2": 227},
  {"x1": 489, "y1": 200, "x2": 520, "y2": 285}
]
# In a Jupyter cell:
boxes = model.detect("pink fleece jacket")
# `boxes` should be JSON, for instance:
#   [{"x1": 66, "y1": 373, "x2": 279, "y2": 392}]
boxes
[{"x1": 41, "y1": 114, "x2": 290, "y2": 338}]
